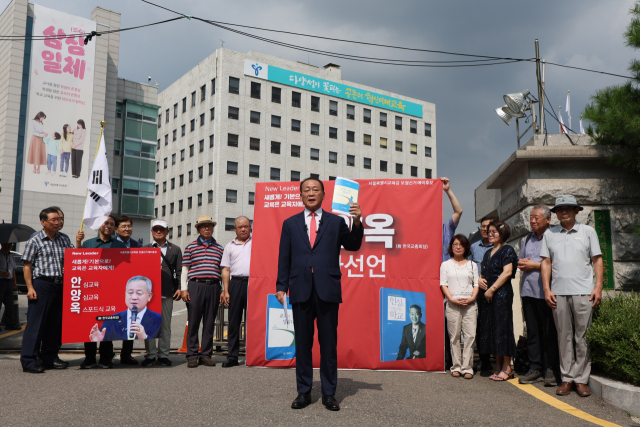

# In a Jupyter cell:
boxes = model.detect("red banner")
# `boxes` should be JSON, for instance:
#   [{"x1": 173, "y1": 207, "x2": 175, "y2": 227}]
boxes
[
  {"x1": 247, "y1": 179, "x2": 444, "y2": 371},
  {"x1": 61, "y1": 248, "x2": 162, "y2": 344}
]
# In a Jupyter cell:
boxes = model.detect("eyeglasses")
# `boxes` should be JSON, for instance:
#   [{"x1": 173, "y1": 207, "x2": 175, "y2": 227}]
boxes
[
  {"x1": 554, "y1": 206, "x2": 575, "y2": 213},
  {"x1": 47, "y1": 218, "x2": 62, "y2": 223},
  {"x1": 488, "y1": 230, "x2": 500, "y2": 235},
  {"x1": 152, "y1": 228, "x2": 166, "y2": 232},
  {"x1": 118, "y1": 225, "x2": 132, "y2": 229}
]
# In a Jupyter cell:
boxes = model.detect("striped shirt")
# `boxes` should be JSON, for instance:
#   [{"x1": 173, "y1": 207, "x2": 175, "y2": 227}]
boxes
[
  {"x1": 22, "y1": 230, "x2": 74, "y2": 278},
  {"x1": 183, "y1": 236, "x2": 223, "y2": 281}
]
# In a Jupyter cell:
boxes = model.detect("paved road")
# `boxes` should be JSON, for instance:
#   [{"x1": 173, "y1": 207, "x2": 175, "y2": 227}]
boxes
[{"x1": 0, "y1": 296, "x2": 636, "y2": 427}]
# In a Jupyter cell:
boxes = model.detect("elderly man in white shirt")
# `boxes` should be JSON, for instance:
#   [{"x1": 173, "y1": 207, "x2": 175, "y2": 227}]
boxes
[{"x1": 219, "y1": 216, "x2": 252, "y2": 368}]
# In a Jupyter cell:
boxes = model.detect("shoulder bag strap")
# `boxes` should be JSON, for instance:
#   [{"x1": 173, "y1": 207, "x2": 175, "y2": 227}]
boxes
[{"x1": 159, "y1": 247, "x2": 177, "y2": 279}]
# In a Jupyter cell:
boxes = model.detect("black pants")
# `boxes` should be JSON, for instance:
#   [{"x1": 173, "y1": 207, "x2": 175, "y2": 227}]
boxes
[
  {"x1": 292, "y1": 280, "x2": 339, "y2": 396},
  {"x1": 522, "y1": 297, "x2": 559, "y2": 372},
  {"x1": 0, "y1": 279, "x2": 15, "y2": 326},
  {"x1": 227, "y1": 279, "x2": 247, "y2": 361},
  {"x1": 71, "y1": 149, "x2": 83, "y2": 177},
  {"x1": 186, "y1": 280, "x2": 220, "y2": 360},
  {"x1": 476, "y1": 288, "x2": 491, "y2": 364},
  {"x1": 84, "y1": 341, "x2": 114, "y2": 363},
  {"x1": 444, "y1": 302, "x2": 452, "y2": 369},
  {"x1": 121, "y1": 340, "x2": 133, "y2": 358},
  {"x1": 20, "y1": 279, "x2": 62, "y2": 369}
]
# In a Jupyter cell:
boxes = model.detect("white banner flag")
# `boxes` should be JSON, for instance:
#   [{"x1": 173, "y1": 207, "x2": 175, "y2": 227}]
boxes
[
  {"x1": 559, "y1": 111, "x2": 566, "y2": 134},
  {"x1": 565, "y1": 91, "x2": 571, "y2": 133},
  {"x1": 82, "y1": 132, "x2": 112, "y2": 231},
  {"x1": 580, "y1": 117, "x2": 585, "y2": 134}
]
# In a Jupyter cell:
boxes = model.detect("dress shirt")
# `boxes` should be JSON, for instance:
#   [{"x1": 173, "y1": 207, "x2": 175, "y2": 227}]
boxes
[
  {"x1": 540, "y1": 221, "x2": 602, "y2": 295},
  {"x1": 220, "y1": 236, "x2": 252, "y2": 277},
  {"x1": 116, "y1": 235, "x2": 131, "y2": 248},
  {"x1": 0, "y1": 251, "x2": 16, "y2": 280},
  {"x1": 303, "y1": 208, "x2": 323, "y2": 240},
  {"x1": 470, "y1": 239, "x2": 493, "y2": 274},
  {"x1": 127, "y1": 307, "x2": 147, "y2": 339},
  {"x1": 519, "y1": 231, "x2": 545, "y2": 299}
]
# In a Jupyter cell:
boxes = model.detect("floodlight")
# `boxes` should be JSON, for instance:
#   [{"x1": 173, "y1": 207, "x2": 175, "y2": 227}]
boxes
[
  {"x1": 495, "y1": 106, "x2": 512, "y2": 125},
  {"x1": 502, "y1": 105, "x2": 525, "y2": 118},
  {"x1": 503, "y1": 89, "x2": 531, "y2": 115}
]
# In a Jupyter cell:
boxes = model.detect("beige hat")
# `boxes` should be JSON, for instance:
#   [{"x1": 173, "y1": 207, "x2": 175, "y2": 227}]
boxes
[{"x1": 195, "y1": 215, "x2": 216, "y2": 228}]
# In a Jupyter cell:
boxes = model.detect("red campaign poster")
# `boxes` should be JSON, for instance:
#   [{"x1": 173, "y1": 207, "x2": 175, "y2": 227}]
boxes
[
  {"x1": 61, "y1": 248, "x2": 162, "y2": 344},
  {"x1": 247, "y1": 179, "x2": 444, "y2": 371}
]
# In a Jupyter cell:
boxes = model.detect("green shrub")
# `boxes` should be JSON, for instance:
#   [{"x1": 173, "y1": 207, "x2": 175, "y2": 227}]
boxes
[{"x1": 587, "y1": 292, "x2": 640, "y2": 386}]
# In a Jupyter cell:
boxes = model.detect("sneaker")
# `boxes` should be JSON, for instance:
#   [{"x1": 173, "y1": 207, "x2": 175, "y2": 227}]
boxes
[
  {"x1": 518, "y1": 369, "x2": 542, "y2": 384},
  {"x1": 98, "y1": 360, "x2": 114, "y2": 369},
  {"x1": 157, "y1": 358, "x2": 172, "y2": 366},
  {"x1": 544, "y1": 368, "x2": 559, "y2": 387},
  {"x1": 80, "y1": 358, "x2": 98, "y2": 369}
]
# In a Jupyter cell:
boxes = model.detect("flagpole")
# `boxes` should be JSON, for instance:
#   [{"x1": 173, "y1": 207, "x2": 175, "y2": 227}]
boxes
[
  {"x1": 559, "y1": 106, "x2": 562, "y2": 133},
  {"x1": 567, "y1": 90, "x2": 571, "y2": 133},
  {"x1": 79, "y1": 120, "x2": 106, "y2": 232}
]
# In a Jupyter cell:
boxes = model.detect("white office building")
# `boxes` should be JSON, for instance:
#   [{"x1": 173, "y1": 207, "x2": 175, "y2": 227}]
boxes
[{"x1": 156, "y1": 48, "x2": 437, "y2": 246}]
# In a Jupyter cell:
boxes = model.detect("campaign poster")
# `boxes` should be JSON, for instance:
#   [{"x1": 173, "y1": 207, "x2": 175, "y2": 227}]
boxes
[
  {"x1": 380, "y1": 288, "x2": 427, "y2": 362},
  {"x1": 61, "y1": 248, "x2": 162, "y2": 344},
  {"x1": 22, "y1": 4, "x2": 96, "y2": 196},
  {"x1": 247, "y1": 179, "x2": 444, "y2": 372}
]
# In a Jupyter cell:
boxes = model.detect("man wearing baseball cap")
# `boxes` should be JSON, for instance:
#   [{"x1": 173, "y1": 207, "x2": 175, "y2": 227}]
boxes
[
  {"x1": 180, "y1": 215, "x2": 224, "y2": 368},
  {"x1": 540, "y1": 195, "x2": 603, "y2": 398},
  {"x1": 142, "y1": 220, "x2": 183, "y2": 367}
]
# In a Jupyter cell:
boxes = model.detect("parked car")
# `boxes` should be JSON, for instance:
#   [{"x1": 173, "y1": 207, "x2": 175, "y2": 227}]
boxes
[{"x1": 11, "y1": 251, "x2": 26, "y2": 293}]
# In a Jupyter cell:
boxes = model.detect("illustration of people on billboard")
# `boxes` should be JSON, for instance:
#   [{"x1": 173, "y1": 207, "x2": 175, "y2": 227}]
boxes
[
  {"x1": 43, "y1": 132, "x2": 62, "y2": 175},
  {"x1": 58, "y1": 124, "x2": 73, "y2": 177},
  {"x1": 71, "y1": 119, "x2": 86, "y2": 178},
  {"x1": 88, "y1": 275, "x2": 162, "y2": 342},
  {"x1": 26, "y1": 111, "x2": 47, "y2": 174},
  {"x1": 396, "y1": 304, "x2": 427, "y2": 360}
]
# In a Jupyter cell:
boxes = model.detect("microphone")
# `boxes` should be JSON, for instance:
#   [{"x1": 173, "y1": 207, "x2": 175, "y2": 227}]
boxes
[
  {"x1": 303, "y1": 225, "x2": 308, "y2": 231},
  {"x1": 129, "y1": 306, "x2": 138, "y2": 339},
  {"x1": 318, "y1": 217, "x2": 323, "y2": 227}
]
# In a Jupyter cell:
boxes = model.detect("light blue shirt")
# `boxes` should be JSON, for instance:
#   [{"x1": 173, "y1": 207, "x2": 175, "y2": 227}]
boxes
[
  {"x1": 116, "y1": 235, "x2": 131, "y2": 248},
  {"x1": 470, "y1": 239, "x2": 493, "y2": 274},
  {"x1": 441, "y1": 216, "x2": 457, "y2": 262},
  {"x1": 518, "y1": 231, "x2": 545, "y2": 299}
]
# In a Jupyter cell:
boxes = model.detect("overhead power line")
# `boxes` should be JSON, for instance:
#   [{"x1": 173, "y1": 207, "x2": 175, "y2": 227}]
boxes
[
  {"x1": 140, "y1": 0, "x2": 634, "y2": 78},
  {"x1": 0, "y1": 16, "x2": 184, "y2": 42}
]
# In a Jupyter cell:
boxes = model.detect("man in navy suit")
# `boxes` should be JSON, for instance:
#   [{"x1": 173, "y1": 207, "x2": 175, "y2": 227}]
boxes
[
  {"x1": 89, "y1": 276, "x2": 162, "y2": 342},
  {"x1": 276, "y1": 177, "x2": 363, "y2": 411},
  {"x1": 396, "y1": 305, "x2": 427, "y2": 360}
]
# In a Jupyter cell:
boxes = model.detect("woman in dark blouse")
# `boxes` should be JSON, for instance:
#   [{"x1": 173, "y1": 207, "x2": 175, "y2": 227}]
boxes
[{"x1": 477, "y1": 220, "x2": 518, "y2": 381}]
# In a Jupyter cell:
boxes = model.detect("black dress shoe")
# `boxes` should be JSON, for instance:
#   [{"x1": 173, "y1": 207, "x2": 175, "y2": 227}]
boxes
[
  {"x1": 23, "y1": 365, "x2": 45, "y2": 374},
  {"x1": 291, "y1": 393, "x2": 311, "y2": 409},
  {"x1": 55, "y1": 357, "x2": 69, "y2": 367},
  {"x1": 157, "y1": 358, "x2": 172, "y2": 366},
  {"x1": 80, "y1": 358, "x2": 98, "y2": 369},
  {"x1": 141, "y1": 357, "x2": 156, "y2": 367},
  {"x1": 120, "y1": 355, "x2": 138, "y2": 366},
  {"x1": 322, "y1": 395, "x2": 340, "y2": 411},
  {"x1": 43, "y1": 361, "x2": 68, "y2": 370},
  {"x1": 222, "y1": 359, "x2": 239, "y2": 368},
  {"x1": 4, "y1": 324, "x2": 22, "y2": 330}
]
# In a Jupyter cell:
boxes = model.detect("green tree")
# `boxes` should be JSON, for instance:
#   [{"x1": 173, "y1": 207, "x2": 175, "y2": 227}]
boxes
[{"x1": 583, "y1": 2, "x2": 640, "y2": 175}]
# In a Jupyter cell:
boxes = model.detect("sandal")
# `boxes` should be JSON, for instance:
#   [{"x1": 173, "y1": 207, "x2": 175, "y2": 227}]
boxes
[
  {"x1": 452, "y1": 371, "x2": 461, "y2": 377},
  {"x1": 491, "y1": 370, "x2": 514, "y2": 381},
  {"x1": 489, "y1": 370, "x2": 500, "y2": 380},
  {"x1": 464, "y1": 373, "x2": 473, "y2": 379}
]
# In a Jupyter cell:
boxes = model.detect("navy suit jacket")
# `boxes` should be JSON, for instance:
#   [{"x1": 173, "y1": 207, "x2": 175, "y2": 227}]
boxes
[
  {"x1": 276, "y1": 210, "x2": 364, "y2": 304},
  {"x1": 100, "y1": 309, "x2": 162, "y2": 341}
]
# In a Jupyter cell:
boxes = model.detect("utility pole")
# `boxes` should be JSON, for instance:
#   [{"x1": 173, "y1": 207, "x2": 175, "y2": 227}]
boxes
[{"x1": 535, "y1": 39, "x2": 545, "y2": 135}]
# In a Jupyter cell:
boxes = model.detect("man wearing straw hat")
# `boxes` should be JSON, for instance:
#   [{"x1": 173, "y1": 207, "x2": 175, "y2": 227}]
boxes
[
  {"x1": 180, "y1": 215, "x2": 224, "y2": 368},
  {"x1": 540, "y1": 195, "x2": 603, "y2": 398}
]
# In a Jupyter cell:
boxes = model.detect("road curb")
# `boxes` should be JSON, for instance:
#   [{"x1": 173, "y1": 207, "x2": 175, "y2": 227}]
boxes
[{"x1": 589, "y1": 374, "x2": 640, "y2": 416}]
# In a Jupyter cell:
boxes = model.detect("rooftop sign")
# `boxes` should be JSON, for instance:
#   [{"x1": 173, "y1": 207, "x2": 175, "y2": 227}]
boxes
[{"x1": 244, "y1": 59, "x2": 423, "y2": 118}]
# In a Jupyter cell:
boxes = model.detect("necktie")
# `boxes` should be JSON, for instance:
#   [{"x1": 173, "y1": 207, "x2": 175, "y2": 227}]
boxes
[
  {"x1": 412, "y1": 326, "x2": 418, "y2": 343},
  {"x1": 309, "y1": 213, "x2": 317, "y2": 247}
]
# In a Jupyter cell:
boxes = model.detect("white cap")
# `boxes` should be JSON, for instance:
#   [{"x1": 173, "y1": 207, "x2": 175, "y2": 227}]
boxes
[{"x1": 151, "y1": 220, "x2": 169, "y2": 229}]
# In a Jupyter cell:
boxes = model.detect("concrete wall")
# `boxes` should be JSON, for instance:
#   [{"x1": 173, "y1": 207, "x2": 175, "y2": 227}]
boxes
[
  {"x1": 156, "y1": 47, "x2": 437, "y2": 247},
  {"x1": 475, "y1": 134, "x2": 640, "y2": 290}
]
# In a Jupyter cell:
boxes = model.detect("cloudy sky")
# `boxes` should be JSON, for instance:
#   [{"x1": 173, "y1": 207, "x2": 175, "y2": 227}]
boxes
[{"x1": 11, "y1": 0, "x2": 637, "y2": 235}]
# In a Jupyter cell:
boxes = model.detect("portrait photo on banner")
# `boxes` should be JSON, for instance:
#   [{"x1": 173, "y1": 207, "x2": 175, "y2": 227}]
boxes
[{"x1": 61, "y1": 248, "x2": 162, "y2": 344}]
